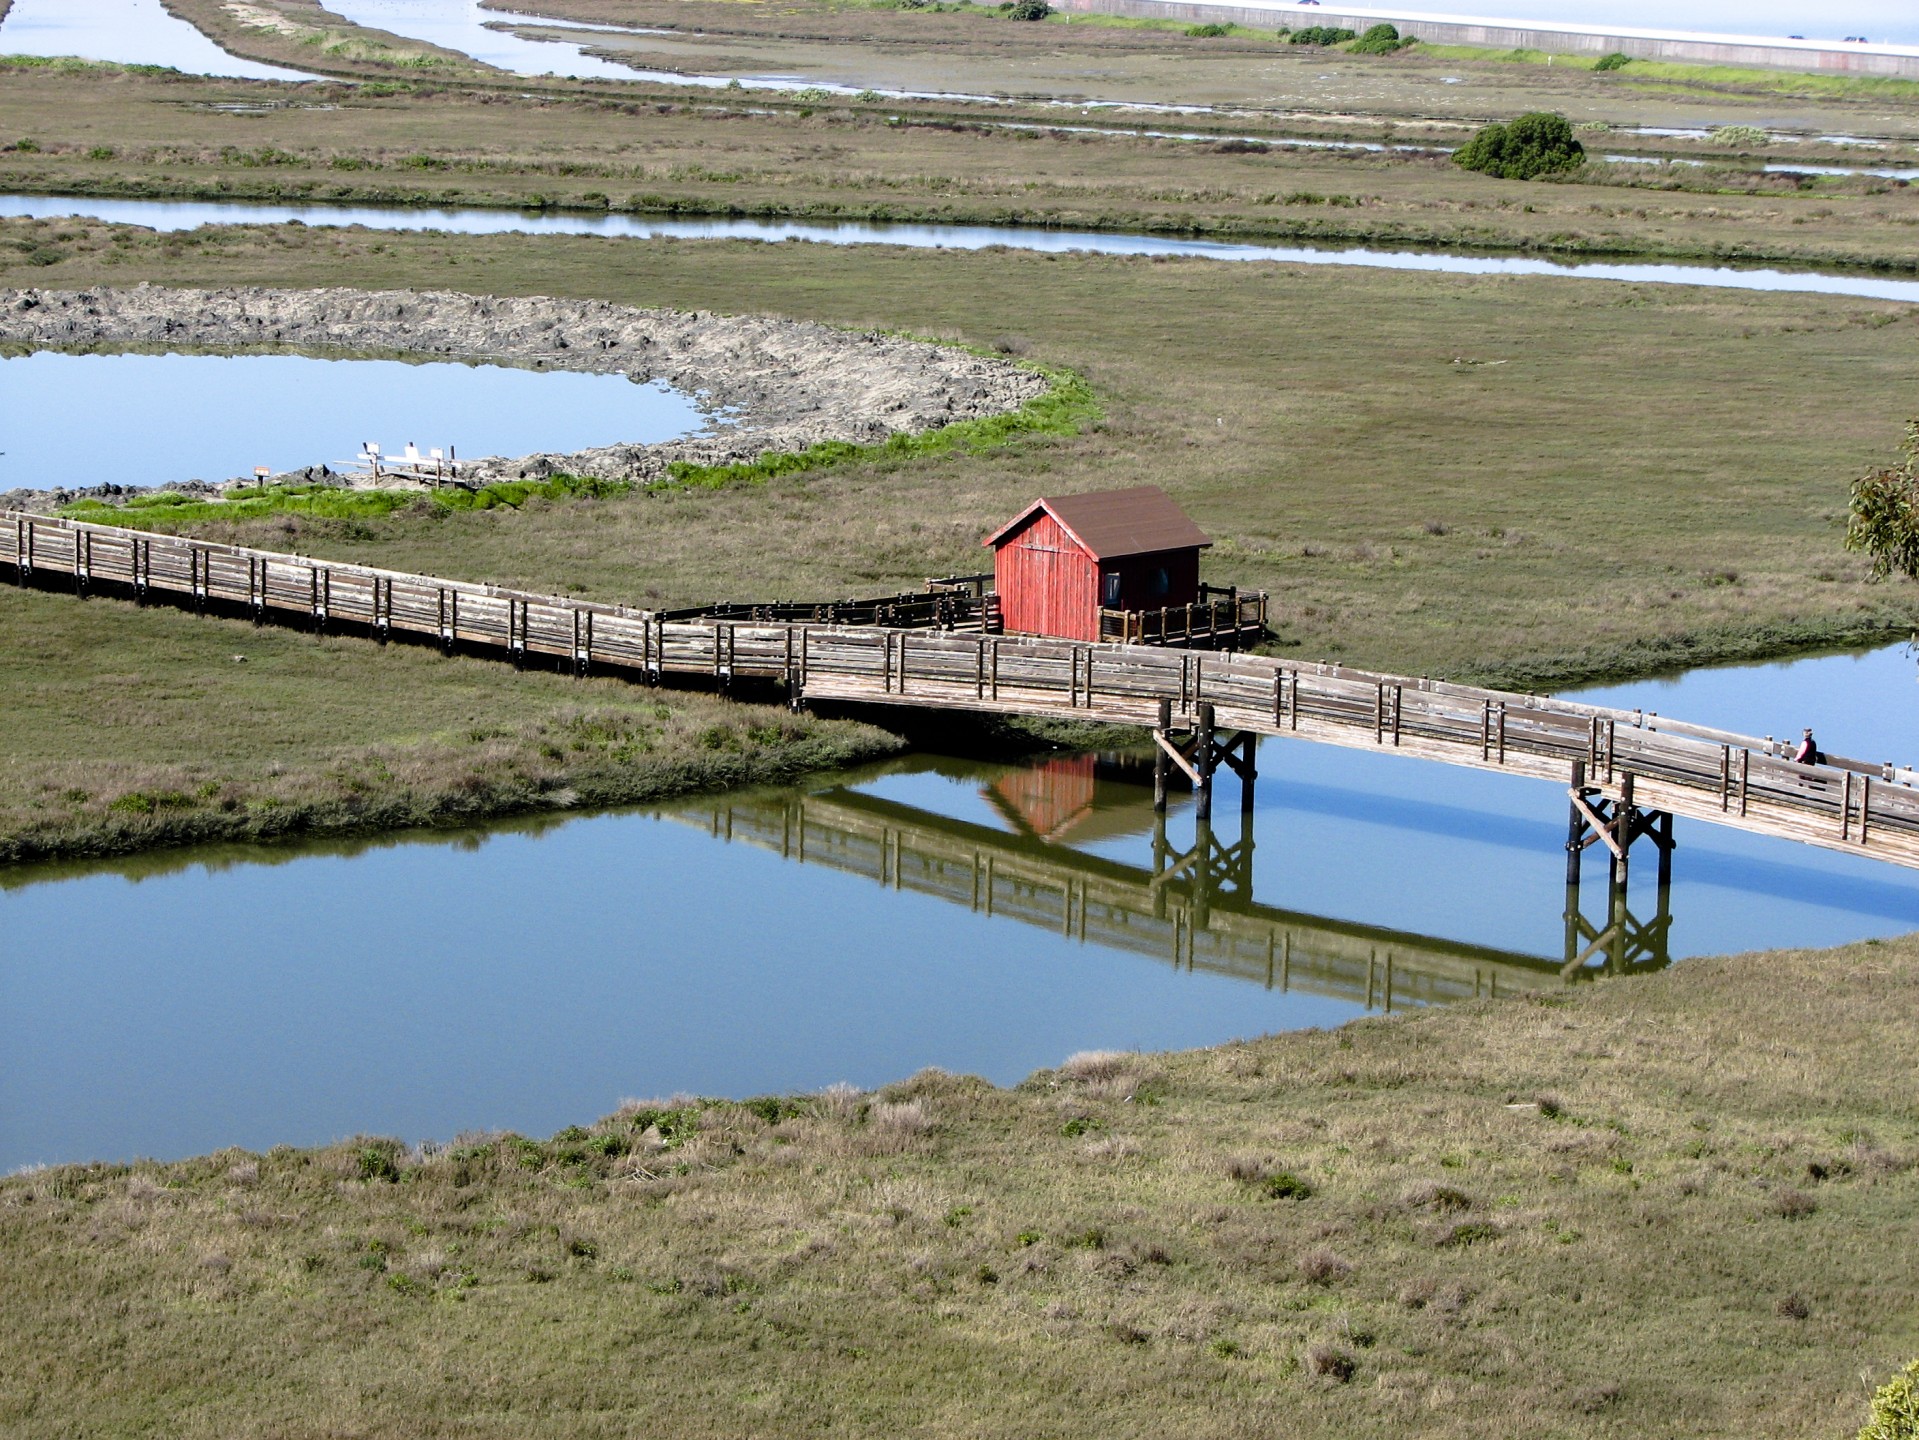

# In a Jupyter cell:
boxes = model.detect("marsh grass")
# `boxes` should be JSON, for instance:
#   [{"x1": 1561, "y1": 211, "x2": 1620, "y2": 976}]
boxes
[
  {"x1": 0, "y1": 583, "x2": 903, "y2": 864},
  {"x1": 3, "y1": 938, "x2": 1914, "y2": 1436}
]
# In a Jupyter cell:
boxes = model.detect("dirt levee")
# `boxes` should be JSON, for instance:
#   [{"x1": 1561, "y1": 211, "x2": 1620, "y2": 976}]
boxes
[{"x1": 0, "y1": 285, "x2": 1048, "y2": 488}]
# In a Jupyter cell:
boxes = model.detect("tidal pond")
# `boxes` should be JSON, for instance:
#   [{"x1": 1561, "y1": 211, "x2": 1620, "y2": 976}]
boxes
[
  {"x1": 0, "y1": 350, "x2": 710, "y2": 491},
  {"x1": 0, "y1": 0, "x2": 312, "y2": 79},
  {"x1": 5, "y1": 646, "x2": 1919, "y2": 1173}
]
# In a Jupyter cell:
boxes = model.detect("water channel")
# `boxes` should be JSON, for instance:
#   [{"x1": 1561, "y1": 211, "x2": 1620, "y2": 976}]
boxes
[
  {"x1": 4, "y1": 641, "x2": 1917, "y2": 1173},
  {"x1": 7, "y1": 194, "x2": 1919, "y2": 305},
  {"x1": 0, "y1": 0, "x2": 313, "y2": 80},
  {"x1": 0, "y1": 351, "x2": 710, "y2": 491}
]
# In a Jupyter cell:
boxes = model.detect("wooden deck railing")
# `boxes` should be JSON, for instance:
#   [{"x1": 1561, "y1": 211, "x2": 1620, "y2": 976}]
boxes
[
  {"x1": 7, "y1": 508, "x2": 1918, "y2": 871},
  {"x1": 1099, "y1": 586, "x2": 1267, "y2": 647}
]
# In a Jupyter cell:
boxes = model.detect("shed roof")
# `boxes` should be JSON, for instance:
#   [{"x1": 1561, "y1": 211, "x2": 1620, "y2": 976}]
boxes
[{"x1": 982, "y1": 485, "x2": 1212, "y2": 561}]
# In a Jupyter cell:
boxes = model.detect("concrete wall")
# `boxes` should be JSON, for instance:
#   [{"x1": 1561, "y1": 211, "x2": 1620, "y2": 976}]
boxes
[{"x1": 1052, "y1": 0, "x2": 1919, "y2": 78}]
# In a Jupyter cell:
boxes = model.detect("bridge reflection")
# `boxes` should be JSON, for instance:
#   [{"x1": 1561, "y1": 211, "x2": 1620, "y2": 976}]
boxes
[{"x1": 670, "y1": 750, "x2": 1672, "y2": 1014}]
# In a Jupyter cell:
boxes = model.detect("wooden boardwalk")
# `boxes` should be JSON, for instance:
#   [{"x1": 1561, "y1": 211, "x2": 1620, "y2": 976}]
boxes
[
  {"x1": 672, "y1": 787, "x2": 1665, "y2": 1009},
  {"x1": 8, "y1": 508, "x2": 1919, "y2": 871}
]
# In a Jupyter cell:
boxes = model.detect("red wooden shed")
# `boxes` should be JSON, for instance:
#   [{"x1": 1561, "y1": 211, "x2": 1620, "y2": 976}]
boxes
[{"x1": 982, "y1": 485, "x2": 1211, "y2": 642}]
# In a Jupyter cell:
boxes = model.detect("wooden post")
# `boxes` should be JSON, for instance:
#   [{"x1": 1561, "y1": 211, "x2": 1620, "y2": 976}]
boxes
[
  {"x1": 1239, "y1": 732, "x2": 1257, "y2": 816},
  {"x1": 1195, "y1": 702, "x2": 1216, "y2": 822},
  {"x1": 1153, "y1": 697, "x2": 1171, "y2": 813},
  {"x1": 1655, "y1": 810, "x2": 1674, "y2": 891},
  {"x1": 1566, "y1": 760, "x2": 1587, "y2": 889}
]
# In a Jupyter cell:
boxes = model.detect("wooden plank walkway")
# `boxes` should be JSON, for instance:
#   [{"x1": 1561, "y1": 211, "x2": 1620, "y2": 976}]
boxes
[
  {"x1": 675, "y1": 787, "x2": 1602, "y2": 1009},
  {"x1": 8, "y1": 508, "x2": 1919, "y2": 871}
]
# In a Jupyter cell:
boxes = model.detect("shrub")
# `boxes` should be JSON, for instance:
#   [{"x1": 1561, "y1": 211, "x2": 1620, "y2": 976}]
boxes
[
  {"x1": 1348, "y1": 22, "x2": 1406, "y2": 54},
  {"x1": 1185, "y1": 22, "x2": 1230, "y2": 36},
  {"x1": 1007, "y1": 0, "x2": 1051, "y2": 19},
  {"x1": 1709, "y1": 124, "x2": 1768, "y2": 147},
  {"x1": 1290, "y1": 25, "x2": 1356, "y2": 45},
  {"x1": 1453, "y1": 111, "x2": 1586, "y2": 180},
  {"x1": 1304, "y1": 1342, "x2": 1356, "y2": 1380},
  {"x1": 1846, "y1": 420, "x2": 1919, "y2": 579},
  {"x1": 1263, "y1": 1171, "x2": 1314, "y2": 1201},
  {"x1": 1860, "y1": 1360, "x2": 1919, "y2": 1440},
  {"x1": 1593, "y1": 51, "x2": 1632, "y2": 70}
]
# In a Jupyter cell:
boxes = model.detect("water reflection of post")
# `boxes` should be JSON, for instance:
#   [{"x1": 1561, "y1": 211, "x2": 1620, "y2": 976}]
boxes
[{"x1": 1561, "y1": 846, "x2": 1674, "y2": 979}]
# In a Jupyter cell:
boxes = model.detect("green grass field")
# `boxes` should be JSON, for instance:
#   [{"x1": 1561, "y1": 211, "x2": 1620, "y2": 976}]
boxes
[{"x1": 4, "y1": 930, "x2": 1914, "y2": 1437}]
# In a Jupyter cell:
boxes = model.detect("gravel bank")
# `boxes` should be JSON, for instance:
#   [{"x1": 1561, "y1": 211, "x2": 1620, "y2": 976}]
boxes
[{"x1": 0, "y1": 284, "x2": 1049, "y2": 496}]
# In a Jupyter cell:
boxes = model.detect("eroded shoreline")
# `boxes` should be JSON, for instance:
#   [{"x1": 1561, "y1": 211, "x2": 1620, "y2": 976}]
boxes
[{"x1": 0, "y1": 283, "x2": 1049, "y2": 494}]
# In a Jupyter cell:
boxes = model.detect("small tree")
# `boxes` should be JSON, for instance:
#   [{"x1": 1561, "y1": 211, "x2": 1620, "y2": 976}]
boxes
[
  {"x1": 1348, "y1": 22, "x2": 1406, "y2": 54},
  {"x1": 1452, "y1": 111, "x2": 1585, "y2": 180},
  {"x1": 1859, "y1": 1359, "x2": 1919, "y2": 1440},
  {"x1": 1846, "y1": 421, "x2": 1919, "y2": 580},
  {"x1": 1006, "y1": 0, "x2": 1050, "y2": 19}
]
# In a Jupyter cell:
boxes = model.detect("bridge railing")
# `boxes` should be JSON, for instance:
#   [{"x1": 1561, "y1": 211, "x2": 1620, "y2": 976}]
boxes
[{"x1": 6, "y1": 509, "x2": 1917, "y2": 868}]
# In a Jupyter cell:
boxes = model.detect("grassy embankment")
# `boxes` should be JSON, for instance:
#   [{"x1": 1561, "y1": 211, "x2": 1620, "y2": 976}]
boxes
[
  {"x1": 3, "y1": 931, "x2": 1915, "y2": 1437},
  {"x1": 6, "y1": 63, "x2": 1919, "y2": 271},
  {"x1": 4, "y1": 214, "x2": 1919, "y2": 861},
  {"x1": 0, "y1": 581, "x2": 904, "y2": 865}
]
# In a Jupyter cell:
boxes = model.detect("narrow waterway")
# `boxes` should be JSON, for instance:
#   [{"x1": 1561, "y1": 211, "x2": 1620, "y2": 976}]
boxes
[
  {"x1": 6, "y1": 194, "x2": 1918, "y2": 304},
  {"x1": 5, "y1": 643, "x2": 1918, "y2": 1173}
]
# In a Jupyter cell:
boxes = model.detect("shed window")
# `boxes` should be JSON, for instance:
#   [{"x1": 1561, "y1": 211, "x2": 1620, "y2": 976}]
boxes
[
  {"x1": 1102, "y1": 571, "x2": 1121, "y2": 606},
  {"x1": 1149, "y1": 566, "x2": 1171, "y2": 599}
]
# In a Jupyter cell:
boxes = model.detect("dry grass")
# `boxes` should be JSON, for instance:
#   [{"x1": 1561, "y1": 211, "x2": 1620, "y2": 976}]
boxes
[
  {"x1": 5, "y1": 64, "x2": 1919, "y2": 270},
  {"x1": 3, "y1": 933, "x2": 1915, "y2": 1436}
]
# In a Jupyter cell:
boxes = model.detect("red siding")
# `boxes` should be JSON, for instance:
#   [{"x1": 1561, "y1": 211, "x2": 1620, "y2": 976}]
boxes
[{"x1": 994, "y1": 509, "x2": 1101, "y2": 641}]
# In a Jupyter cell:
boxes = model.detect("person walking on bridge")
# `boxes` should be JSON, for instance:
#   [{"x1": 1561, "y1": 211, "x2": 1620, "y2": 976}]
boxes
[{"x1": 1793, "y1": 728, "x2": 1822, "y2": 766}]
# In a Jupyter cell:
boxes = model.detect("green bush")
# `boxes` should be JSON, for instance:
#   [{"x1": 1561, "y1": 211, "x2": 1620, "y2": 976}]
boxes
[
  {"x1": 1708, "y1": 123, "x2": 1768, "y2": 147},
  {"x1": 1185, "y1": 22, "x2": 1230, "y2": 36},
  {"x1": 1452, "y1": 111, "x2": 1586, "y2": 180},
  {"x1": 1593, "y1": 51, "x2": 1632, "y2": 70},
  {"x1": 1845, "y1": 419, "x2": 1919, "y2": 580},
  {"x1": 1006, "y1": 0, "x2": 1051, "y2": 19},
  {"x1": 1348, "y1": 22, "x2": 1406, "y2": 54},
  {"x1": 1289, "y1": 25, "x2": 1355, "y2": 45},
  {"x1": 1860, "y1": 1360, "x2": 1919, "y2": 1440}
]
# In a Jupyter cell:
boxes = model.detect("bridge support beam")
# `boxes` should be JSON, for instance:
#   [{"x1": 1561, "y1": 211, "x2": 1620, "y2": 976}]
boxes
[
  {"x1": 1564, "y1": 763, "x2": 1676, "y2": 975},
  {"x1": 1152, "y1": 700, "x2": 1258, "y2": 819}
]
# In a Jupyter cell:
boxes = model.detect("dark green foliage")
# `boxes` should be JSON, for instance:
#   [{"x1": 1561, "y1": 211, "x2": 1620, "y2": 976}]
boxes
[
  {"x1": 1006, "y1": 0, "x2": 1051, "y2": 19},
  {"x1": 1348, "y1": 23, "x2": 1408, "y2": 54},
  {"x1": 1452, "y1": 112, "x2": 1586, "y2": 180},
  {"x1": 1262, "y1": 1171, "x2": 1314, "y2": 1201},
  {"x1": 1594, "y1": 51, "x2": 1633, "y2": 70},
  {"x1": 1289, "y1": 25, "x2": 1356, "y2": 45},
  {"x1": 1845, "y1": 421, "x2": 1919, "y2": 580},
  {"x1": 1184, "y1": 22, "x2": 1230, "y2": 37}
]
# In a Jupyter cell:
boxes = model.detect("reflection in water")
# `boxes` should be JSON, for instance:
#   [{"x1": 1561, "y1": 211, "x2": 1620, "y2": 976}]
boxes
[{"x1": 672, "y1": 748, "x2": 1671, "y2": 1017}]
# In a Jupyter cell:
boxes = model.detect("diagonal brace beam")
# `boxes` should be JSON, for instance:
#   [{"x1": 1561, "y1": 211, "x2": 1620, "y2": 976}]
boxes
[
  {"x1": 1568, "y1": 789, "x2": 1625, "y2": 860},
  {"x1": 1154, "y1": 731, "x2": 1203, "y2": 786}
]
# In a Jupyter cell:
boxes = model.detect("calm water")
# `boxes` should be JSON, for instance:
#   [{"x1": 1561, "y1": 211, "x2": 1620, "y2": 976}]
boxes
[
  {"x1": 0, "y1": 351, "x2": 708, "y2": 489},
  {"x1": 323, "y1": 0, "x2": 650, "y2": 79},
  {"x1": 7, "y1": 194, "x2": 1919, "y2": 304},
  {"x1": 0, "y1": 0, "x2": 311, "y2": 79},
  {"x1": 5, "y1": 644, "x2": 1919, "y2": 1171}
]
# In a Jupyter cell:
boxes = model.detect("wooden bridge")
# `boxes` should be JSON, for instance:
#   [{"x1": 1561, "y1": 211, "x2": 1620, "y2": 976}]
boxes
[
  {"x1": 8, "y1": 508, "x2": 1919, "y2": 876},
  {"x1": 667, "y1": 780, "x2": 1671, "y2": 1011}
]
